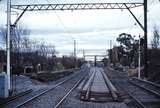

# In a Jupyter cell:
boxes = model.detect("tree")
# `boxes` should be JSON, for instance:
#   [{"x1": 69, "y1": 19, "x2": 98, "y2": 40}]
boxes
[
  {"x1": 116, "y1": 33, "x2": 139, "y2": 67},
  {"x1": 116, "y1": 33, "x2": 134, "y2": 49},
  {"x1": 102, "y1": 58, "x2": 108, "y2": 66},
  {"x1": 151, "y1": 26, "x2": 160, "y2": 49},
  {"x1": 1, "y1": 23, "x2": 61, "y2": 74},
  {"x1": 0, "y1": 26, "x2": 7, "y2": 44},
  {"x1": 147, "y1": 27, "x2": 160, "y2": 82}
]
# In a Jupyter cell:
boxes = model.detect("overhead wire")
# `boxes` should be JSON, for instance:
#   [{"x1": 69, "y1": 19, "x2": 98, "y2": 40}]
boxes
[
  {"x1": 44, "y1": 0, "x2": 77, "y2": 55},
  {"x1": 44, "y1": 0, "x2": 69, "y2": 35}
]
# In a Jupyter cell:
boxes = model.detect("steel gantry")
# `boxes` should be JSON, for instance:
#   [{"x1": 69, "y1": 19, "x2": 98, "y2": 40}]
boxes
[
  {"x1": 11, "y1": 3, "x2": 143, "y2": 11},
  {"x1": 11, "y1": 3, "x2": 144, "y2": 26},
  {"x1": 84, "y1": 55, "x2": 107, "y2": 66},
  {"x1": 6, "y1": 1, "x2": 148, "y2": 92}
]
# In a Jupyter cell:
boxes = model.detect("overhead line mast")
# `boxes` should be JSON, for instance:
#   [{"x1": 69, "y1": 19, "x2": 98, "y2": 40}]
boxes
[
  {"x1": 7, "y1": 0, "x2": 11, "y2": 91},
  {"x1": 144, "y1": 0, "x2": 148, "y2": 78}
]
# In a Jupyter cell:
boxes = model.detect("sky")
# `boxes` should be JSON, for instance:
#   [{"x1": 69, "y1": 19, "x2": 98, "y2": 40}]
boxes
[{"x1": 0, "y1": 0, "x2": 160, "y2": 60}]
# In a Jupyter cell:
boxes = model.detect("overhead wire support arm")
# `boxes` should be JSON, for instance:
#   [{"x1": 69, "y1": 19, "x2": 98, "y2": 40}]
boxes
[
  {"x1": 11, "y1": 3, "x2": 143, "y2": 11},
  {"x1": 124, "y1": 4, "x2": 144, "y2": 31},
  {"x1": 12, "y1": 5, "x2": 29, "y2": 27}
]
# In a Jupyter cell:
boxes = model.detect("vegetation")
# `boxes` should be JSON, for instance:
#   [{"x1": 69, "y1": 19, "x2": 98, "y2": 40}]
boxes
[
  {"x1": 109, "y1": 33, "x2": 141, "y2": 67},
  {"x1": 151, "y1": 26, "x2": 160, "y2": 49},
  {"x1": 148, "y1": 26, "x2": 160, "y2": 83},
  {"x1": 0, "y1": 24, "x2": 84, "y2": 74},
  {"x1": 108, "y1": 26, "x2": 160, "y2": 83}
]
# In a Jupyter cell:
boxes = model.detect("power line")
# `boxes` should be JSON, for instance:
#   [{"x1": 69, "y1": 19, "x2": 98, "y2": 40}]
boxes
[
  {"x1": 44, "y1": 0, "x2": 66, "y2": 29},
  {"x1": 44, "y1": 0, "x2": 76, "y2": 56}
]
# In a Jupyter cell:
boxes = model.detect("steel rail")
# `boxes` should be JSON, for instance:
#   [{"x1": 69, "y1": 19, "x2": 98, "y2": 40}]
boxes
[
  {"x1": 14, "y1": 70, "x2": 83, "y2": 108},
  {"x1": 131, "y1": 77, "x2": 160, "y2": 96},
  {"x1": 11, "y1": 3, "x2": 143, "y2": 11},
  {"x1": 54, "y1": 76, "x2": 84, "y2": 108},
  {"x1": 127, "y1": 92, "x2": 147, "y2": 108},
  {"x1": 101, "y1": 70, "x2": 118, "y2": 101},
  {"x1": 114, "y1": 68, "x2": 160, "y2": 97},
  {"x1": 129, "y1": 80, "x2": 160, "y2": 97},
  {"x1": 112, "y1": 69, "x2": 160, "y2": 106},
  {"x1": 0, "y1": 89, "x2": 32, "y2": 107},
  {"x1": 132, "y1": 77, "x2": 160, "y2": 88},
  {"x1": 106, "y1": 67, "x2": 147, "y2": 108},
  {"x1": 85, "y1": 69, "x2": 96, "y2": 100}
]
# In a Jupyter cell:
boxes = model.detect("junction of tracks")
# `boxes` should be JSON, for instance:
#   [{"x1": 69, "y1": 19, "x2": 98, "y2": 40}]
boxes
[{"x1": 1, "y1": 65, "x2": 160, "y2": 108}]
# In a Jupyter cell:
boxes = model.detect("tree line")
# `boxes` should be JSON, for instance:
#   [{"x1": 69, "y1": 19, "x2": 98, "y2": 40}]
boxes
[
  {"x1": 108, "y1": 26, "x2": 160, "y2": 83},
  {"x1": 0, "y1": 24, "x2": 84, "y2": 74}
]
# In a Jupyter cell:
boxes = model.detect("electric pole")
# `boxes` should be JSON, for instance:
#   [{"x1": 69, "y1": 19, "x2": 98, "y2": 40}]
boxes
[
  {"x1": 109, "y1": 40, "x2": 112, "y2": 65},
  {"x1": 144, "y1": 0, "x2": 148, "y2": 78},
  {"x1": 74, "y1": 40, "x2": 76, "y2": 58},
  {"x1": 74, "y1": 40, "x2": 76, "y2": 68},
  {"x1": 94, "y1": 56, "x2": 97, "y2": 66},
  {"x1": 138, "y1": 35, "x2": 141, "y2": 79},
  {"x1": 83, "y1": 50, "x2": 85, "y2": 60},
  {"x1": 7, "y1": 0, "x2": 11, "y2": 91},
  {"x1": 110, "y1": 40, "x2": 112, "y2": 50}
]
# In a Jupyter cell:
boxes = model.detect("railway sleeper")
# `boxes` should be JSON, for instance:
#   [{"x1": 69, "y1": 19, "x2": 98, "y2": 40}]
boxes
[{"x1": 80, "y1": 91, "x2": 121, "y2": 102}]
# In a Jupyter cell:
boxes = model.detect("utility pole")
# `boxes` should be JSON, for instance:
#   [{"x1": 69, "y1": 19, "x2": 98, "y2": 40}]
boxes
[
  {"x1": 83, "y1": 50, "x2": 85, "y2": 60},
  {"x1": 144, "y1": 0, "x2": 148, "y2": 78},
  {"x1": 109, "y1": 40, "x2": 112, "y2": 65},
  {"x1": 110, "y1": 40, "x2": 112, "y2": 50},
  {"x1": 74, "y1": 40, "x2": 76, "y2": 68},
  {"x1": 94, "y1": 56, "x2": 97, "y2": 66},
  {"x1": 7, "y1": 0, "x2": 11, "y2": 91},
  {"x1": 138, "y1": 35, "x2": 141, "y2": 79},
  {"x1": 74, "y1": 40, "x2": 76, "y2": 58}
]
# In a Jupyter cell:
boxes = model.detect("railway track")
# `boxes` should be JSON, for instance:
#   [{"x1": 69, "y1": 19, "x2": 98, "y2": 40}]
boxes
[
  {"x1": 54, "y1": 77, "x2": 84, "y2": 108},
  {"x1": 79, "y1": 67, "x2": 118, "y2": 102},
  {"x1": 105, "y1": 67, "x2": 160, "y2": 108},
  {"x1": 0, "y1": 89, "x2": 32, "y2": 107},
  {"x1": 4, "y1": 66, "x2": 159, "y2": 108},
  {"x1": 3, "y1": 68, "x2": 88, "y2": 108},
  {"x1": 55, "y1": 67, "x2": 128, "y2": 108},
  {"x1": 1, "y1": 68, "x2": 81, "y2": 107},
  {"x1": 130, "y1": 77, "x2": 160, "y2": 97}
]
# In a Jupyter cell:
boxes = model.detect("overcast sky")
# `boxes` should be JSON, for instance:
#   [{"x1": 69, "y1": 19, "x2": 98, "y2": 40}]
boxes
[{"x1": 0, "y1": 0, "x2": 160, "y2": 59}]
